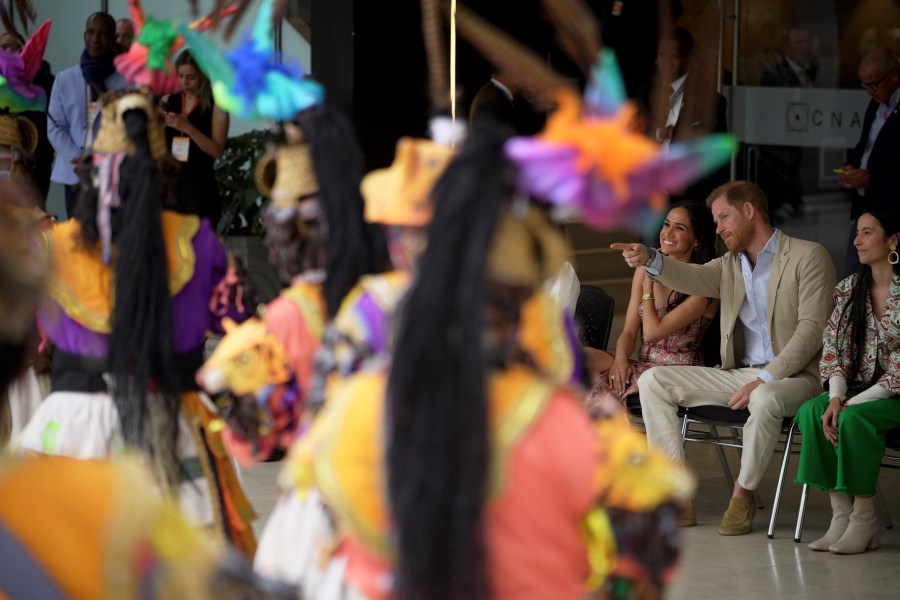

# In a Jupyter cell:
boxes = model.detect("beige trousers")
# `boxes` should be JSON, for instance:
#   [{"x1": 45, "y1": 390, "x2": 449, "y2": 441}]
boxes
[{"x1": 637, "y1": 366, "x2": 814, "y2": 490}]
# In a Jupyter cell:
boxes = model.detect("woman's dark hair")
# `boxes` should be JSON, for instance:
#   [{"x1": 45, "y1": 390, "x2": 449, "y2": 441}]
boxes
[
  {"x1": 295, "y1": 107, "x2": 387, "y2": 317},
  {"x1": 175, "y1": 49, "x2": 213, "y2": 112},
  {"x1": 665, "y1": 200, "x2": 716, "y2": 307},
  {"x1": 844, "y1": 206, "x2": 900, "y2": 381},
  {"x1": 387, "y1": 131, "x2": 512, "y2": 600},
  {"x1": 75, "y1": 108, "x2": 182, "y2": 488}
]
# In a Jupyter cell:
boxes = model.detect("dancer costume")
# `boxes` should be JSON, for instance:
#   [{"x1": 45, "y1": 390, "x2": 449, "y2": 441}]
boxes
[
  {"x1": 198, "y1": 121, "x2": 329, "y2": 464},
  {"x1": 0, "y1": 21, "x2": 54, "y2": 443},
  {"x1": 249, "y1": 134, "x2": 459, "y2": 594},
  {"x1": 257, "y1": 132, "x2": 695, "y2": 599},
  {"x1": 197, "y1": 110, "x2": 382, "y2": 467},
  {"x1": 0, "y1": 135, "x2": 283, "y2": 599},
  {"x1": 322, "y1": 133, "x2": 581, "y2": 390},
  {"x1": 19, "y1": 91, "x2": 256, "y2": 555}
]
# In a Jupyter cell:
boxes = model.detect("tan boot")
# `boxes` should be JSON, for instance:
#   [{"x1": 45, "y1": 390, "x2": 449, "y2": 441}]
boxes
[
  {"x1": 718, "y1": 496, "x2": 756, "y2": 536},
  {"x1": 679, "y1": 500, "x2": 697, "y2": 527},
  {"x1": 808, "y1": 492, "x2": 852, "y2": 551},
  {"x1": 829, "y1": 495, "x2": 880, "y2": 554}
]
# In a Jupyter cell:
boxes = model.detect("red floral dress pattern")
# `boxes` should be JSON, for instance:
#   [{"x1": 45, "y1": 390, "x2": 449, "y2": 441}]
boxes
[{"x1": 587, "y1": 302, "x2": 712, "y2": 413}]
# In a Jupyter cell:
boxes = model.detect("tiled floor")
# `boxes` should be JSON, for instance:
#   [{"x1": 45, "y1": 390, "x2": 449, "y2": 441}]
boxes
[
  {"x1": 670, "y1": 439, "x2": 899, "y2": 599},
  {"x1": 239, "y1": 433, "x2": 899, "y2": 599}
]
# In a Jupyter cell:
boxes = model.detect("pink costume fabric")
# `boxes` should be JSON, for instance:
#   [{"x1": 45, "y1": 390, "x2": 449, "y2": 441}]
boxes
[
  {"x1": 262, "y1": 287, "x2": 323, "y2": 394},
  {"x1": 342, "y1": 392, "x2": 598, "y2": 600}
]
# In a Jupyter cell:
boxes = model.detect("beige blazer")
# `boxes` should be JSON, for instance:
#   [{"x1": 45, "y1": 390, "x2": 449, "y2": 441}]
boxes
[{"x1": 652, "y1": 233, "x2": 836, "y2": 390}]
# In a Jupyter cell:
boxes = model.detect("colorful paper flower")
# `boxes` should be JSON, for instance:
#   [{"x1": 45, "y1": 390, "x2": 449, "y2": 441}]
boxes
[
  {"x1": 506, "y1": 49, "x2": 736, "y2": 230},
  {"x1": 0, "y1": 20, "x2": 51, "y2": 113},
  {"x1": 178, "y1": 0, "x2": 324, "y2": 121}
]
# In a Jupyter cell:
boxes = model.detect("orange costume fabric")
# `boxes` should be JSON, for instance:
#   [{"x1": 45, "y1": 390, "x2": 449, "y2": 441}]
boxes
[{"x1": 0, "y1": 457, "x2": 218, "y2": 599}]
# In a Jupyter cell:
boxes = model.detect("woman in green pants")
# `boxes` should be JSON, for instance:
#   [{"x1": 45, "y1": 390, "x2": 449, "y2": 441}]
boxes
[{"x1": 795, "y1": 206, "x2": 900, "y2": 555}]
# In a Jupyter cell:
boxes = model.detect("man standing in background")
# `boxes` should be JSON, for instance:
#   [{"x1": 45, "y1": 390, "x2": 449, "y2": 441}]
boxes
[
  {"x1": 838, "y1": 49, "x2": 900, "y2": 275},
  {"x1": 646, "y1": 27, "x2": 728, "y2": 205},
  {"x1": 116, "y1": 18, "x2": 134, "y2": 54},
  {"x1": 47, "y1": 12, "x2": 126, "y2": 218},
  {"x1": 761, "y1": 25, "x2": 819, "y2": 87}
]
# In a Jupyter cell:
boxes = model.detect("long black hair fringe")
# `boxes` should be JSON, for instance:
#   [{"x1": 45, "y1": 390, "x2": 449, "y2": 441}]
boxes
[
  {"x1": 386, "y1": 130, "x2": 512, "y2": 600},
  {"x1": 107, "y1": 109, "x2": 182, "y2": 489},
  {"x1": 295, "y1": 107, "x2": 388, "y2": 317}
]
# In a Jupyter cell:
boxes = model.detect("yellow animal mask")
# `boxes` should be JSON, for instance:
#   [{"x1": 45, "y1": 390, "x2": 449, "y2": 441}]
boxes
[
  {"x1": 593, "y1": 411, "x2": 695, "y2": 512},
  {"x1": 196, "y1": 318, "x2": 291, "y2": 397}
]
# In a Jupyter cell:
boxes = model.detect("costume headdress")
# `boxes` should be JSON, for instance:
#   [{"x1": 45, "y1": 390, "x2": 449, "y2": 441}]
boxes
[
  {"x1": 114, "y1": 0, "x2": 239, "y2": 95},
  {"x1": 0, "y1": 19, "x2": 49, "y2": 182},
  {"x1": 76, "y1": 95, "x2": 184, "y2": 489},
  {"x1": 357, "y1": 0, "x2": 465, "y2": 230},
  {"x1": 178, "y1": 0, "x2": 323, "y2": 121},
  {"x1": 255, "y1": 122, "x2": 318, "y2": 211},
  {"x1": 89, "y1": 88, "x2": 168, "y2": 264},
  {"x1": 187, "y1": 0, "x2": 380, "y2": 317},
  {"x1": 360, "y1": 138, "x2": 455, "y2": 227}
]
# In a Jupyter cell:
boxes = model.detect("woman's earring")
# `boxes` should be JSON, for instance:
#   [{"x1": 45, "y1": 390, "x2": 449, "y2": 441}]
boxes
[{"x1": 889, "y1": 242, "x2": 899, "y2": 265}]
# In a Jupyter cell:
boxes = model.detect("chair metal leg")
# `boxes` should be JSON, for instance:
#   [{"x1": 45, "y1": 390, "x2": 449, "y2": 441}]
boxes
[
  {"x1": 876, "y1": 483, "x2": 893, "y2": 529},
  {"x1": 680, "y1": 412, "x2": 690, "y2": 445},
  {"x1": 767, "y1": 422, "x2": 796, "y2": 539},
  {"x1": 794, "y1": 483, "x2": 809, "y2": 542},
  {"x1": 708, "y1": 425, "x2": 736, "y2": 494},
  {"x1": 753, "y1": 489, "x2": 764, "y2": 510}
]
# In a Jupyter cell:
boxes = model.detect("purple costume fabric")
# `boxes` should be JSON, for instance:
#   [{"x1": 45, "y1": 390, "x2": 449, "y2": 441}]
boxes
[
  {"x1": 40, "y1": 218, "x2": 242, "y2": 356},
  {"x1": 353, "y1": 291, "x2": 389, "y2": 355}
]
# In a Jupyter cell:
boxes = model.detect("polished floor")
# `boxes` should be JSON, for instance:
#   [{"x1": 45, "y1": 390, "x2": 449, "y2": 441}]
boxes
[{"x1": 669, "y1": 440, "x2": 899, "y2": 600}]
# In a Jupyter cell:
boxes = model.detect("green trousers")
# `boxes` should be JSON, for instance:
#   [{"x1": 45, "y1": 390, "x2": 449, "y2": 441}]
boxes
[{"x1": 795, "y1": 391, "x2": 900, "y2": 496}]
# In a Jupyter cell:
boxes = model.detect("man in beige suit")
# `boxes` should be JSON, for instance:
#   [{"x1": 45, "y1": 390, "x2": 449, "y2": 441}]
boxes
[{"x1": 612, "y1": 181, "x2": 836, "y2": 535}]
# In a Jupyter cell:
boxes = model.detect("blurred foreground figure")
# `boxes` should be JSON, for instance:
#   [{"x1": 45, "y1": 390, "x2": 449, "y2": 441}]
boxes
[
  {"x1": 0, "y1": 178, "x2": 48, "y2": 445},
  {"x1": 254, "y1": 130, "x2": 695, "y2": 600},
  {"x1": 0, "y1": 456, "x2": 295, "y2": 599},
  {"x1": 18, "y1": 89, "x2": 256, "y2": 554}
]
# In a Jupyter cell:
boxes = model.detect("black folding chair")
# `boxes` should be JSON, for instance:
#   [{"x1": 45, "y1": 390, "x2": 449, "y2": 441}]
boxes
[
  {"x1": 680, "y1": 405, "x2": 796, "y2": 513},
  {"x1": 575, "y1": 284, "x2": 615, "y2": 351}
]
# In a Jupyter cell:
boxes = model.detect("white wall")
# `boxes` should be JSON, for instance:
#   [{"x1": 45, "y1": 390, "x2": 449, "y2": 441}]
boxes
[{"x1": 30, "y1": 0, "x2": 311, "y2": 217}]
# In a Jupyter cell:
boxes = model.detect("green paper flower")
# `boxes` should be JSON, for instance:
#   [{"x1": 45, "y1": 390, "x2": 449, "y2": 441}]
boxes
[{"x1": 137, "y1": 18, "x2": 180, "y2": 72}]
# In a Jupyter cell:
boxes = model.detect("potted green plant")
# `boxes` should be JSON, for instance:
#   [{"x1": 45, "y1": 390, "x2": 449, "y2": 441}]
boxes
[{"x1": 215, "y1": 130, "x2": 283, "y2": 304}]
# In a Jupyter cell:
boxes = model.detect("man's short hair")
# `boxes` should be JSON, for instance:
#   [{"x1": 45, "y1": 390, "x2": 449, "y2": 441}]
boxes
[
  {"x1": 860, "y1": 48, "x2": 900, "y2": 72},
  {"x1": 660, "y1": 26, "x2": 695, "y2": 56},
  {"x1": 706, "y1": 180, "x2": 770, "y2": 224},
  {"x1": 86, "y1": 12, "x2": 116, "y2": 32}
]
